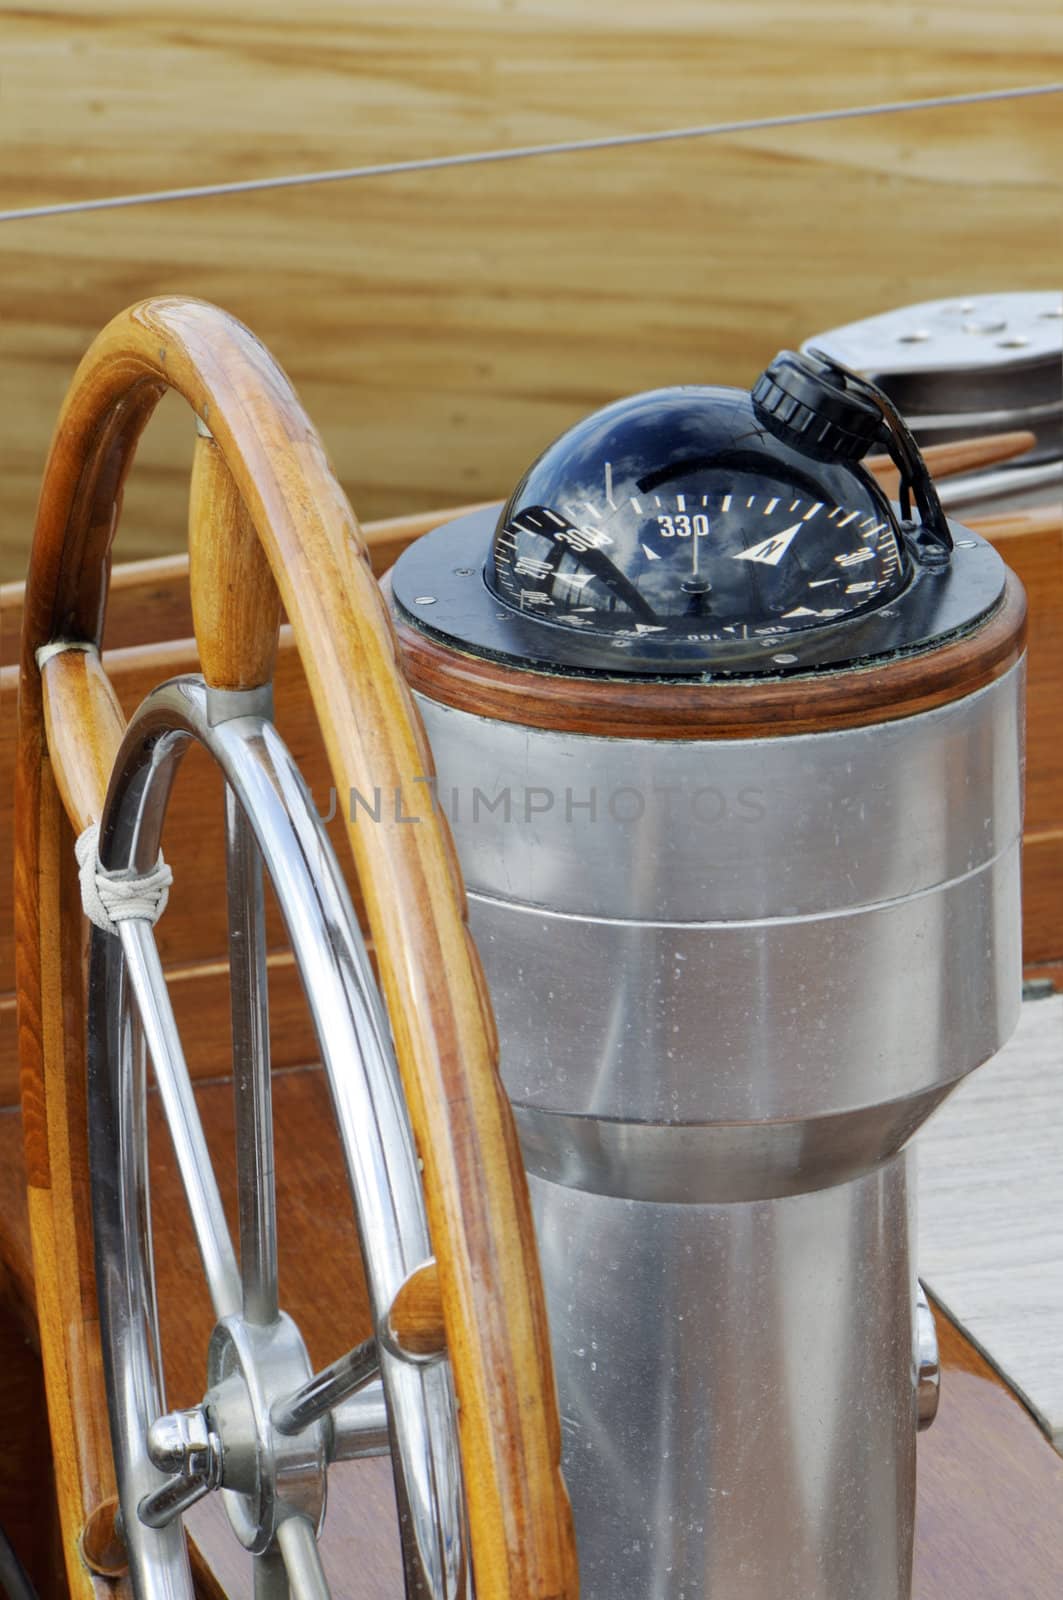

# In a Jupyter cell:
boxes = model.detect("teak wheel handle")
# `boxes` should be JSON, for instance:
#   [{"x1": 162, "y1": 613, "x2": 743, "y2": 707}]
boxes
[{"x1": 15, "y1": 297, "x2": 577, "y2": 1600}]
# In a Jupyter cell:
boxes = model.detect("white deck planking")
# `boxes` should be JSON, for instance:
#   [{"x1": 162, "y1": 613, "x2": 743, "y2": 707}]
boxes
[{"x1": 917, "y1": 991, "x2": 1063, "y2": 1450}]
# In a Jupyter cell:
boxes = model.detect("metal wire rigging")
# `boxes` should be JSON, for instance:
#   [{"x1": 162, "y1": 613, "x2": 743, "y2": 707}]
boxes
[{"x1": 1, "y1": 81, "x2": 1059, "y2": 225}]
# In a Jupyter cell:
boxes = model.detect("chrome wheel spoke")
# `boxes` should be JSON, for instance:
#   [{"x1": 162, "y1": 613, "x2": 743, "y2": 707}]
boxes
[
  {"x1": 276, "y1": 1517, "x2": 329, "y2": 1600},
  {"x1": 226, "y1": 785, "x2": 279, "y2": 1326},
  {"x1": 253, "y1": 1544, "x2": 290, "y2": 1600},
  {"x1": 119, "y1": 919, "x2": 241, "y2": 1321},
  {"x1": 129, "y1": 997, "x2": 167, "y2": 1419},
  {"x1": 91, "y1": 678, "x2": 473, "y2": 1599},
  {"x1": 330, "y1": 1381, "x2": 391, "y2": 1461},
  {"x1": 137, "y1": 1467, "x2": 215, "y2": 1530},
  {"x1": 91, "y1": 927, "x2": 198, "y2": 1599},
  {"x1": 272, "y1": 1336, "x2": 380, "y2": 1437}
]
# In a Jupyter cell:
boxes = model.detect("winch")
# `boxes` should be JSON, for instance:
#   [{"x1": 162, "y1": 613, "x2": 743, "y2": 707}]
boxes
[
  {"x1": 805, "y1": 291, "x2": 1063, "y2": 510},
  {"x1": 389, "y1": 349, "x2": 1026, "y2": 1599}
]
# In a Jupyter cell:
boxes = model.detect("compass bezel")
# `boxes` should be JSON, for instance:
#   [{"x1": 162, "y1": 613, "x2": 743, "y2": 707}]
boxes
[{"x1": 390, "y1": 504, "x2": 1009, "y2": 679}]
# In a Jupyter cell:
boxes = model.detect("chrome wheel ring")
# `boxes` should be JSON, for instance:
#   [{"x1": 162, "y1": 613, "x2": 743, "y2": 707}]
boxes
[{"x1": 89, "y1": 675, "x2": 468, "y2": 1599}]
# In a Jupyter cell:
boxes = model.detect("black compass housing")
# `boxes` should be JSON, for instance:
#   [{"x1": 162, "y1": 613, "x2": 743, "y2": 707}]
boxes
[{"x1": 391, "y1": 355, "x2": 1008, "y2": 679}]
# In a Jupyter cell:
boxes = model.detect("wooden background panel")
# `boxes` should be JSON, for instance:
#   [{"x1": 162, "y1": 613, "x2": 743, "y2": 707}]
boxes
[
  {"x1": 0, "y1": 1, "x2": 1060, "y2": 579},
  {"x1": 992, "y1": 522, "x2": 1063, "y2": 833},
  {"x1": 3, "y1": 2, "x2": 1060, "y2": 211}
]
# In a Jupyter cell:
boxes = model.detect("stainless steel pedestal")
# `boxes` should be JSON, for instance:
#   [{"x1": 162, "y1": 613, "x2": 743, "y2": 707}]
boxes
[
  {"x1": 531, "y1": 1155, "x2": 913, "y2": 1599},
  {"x1": 414, "y1": 655, "x2": 1024, "y2": 1600}
]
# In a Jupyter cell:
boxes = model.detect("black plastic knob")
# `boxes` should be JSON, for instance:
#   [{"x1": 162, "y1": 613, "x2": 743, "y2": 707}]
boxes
[{"x1": 752, "y1": 349, "x2": 885, "y2": 464}]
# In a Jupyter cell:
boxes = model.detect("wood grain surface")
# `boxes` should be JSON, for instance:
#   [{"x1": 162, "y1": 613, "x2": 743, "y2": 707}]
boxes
[
  {"x1": 0, "y1": 503, "x2": 488, "y2": 666},
  {"x1": 385, "y1": 566, "x2": 1028, "y2": 739},
  {"x1": 867, "y1": 431, "x2": 1038, "y2": 500},
  {"x1": 913, "y1": 1308, "x2": 1063, "y2": 1598},
  {"x1": 187, "y1": 426, "x2": 282, "y2": 690},
  {"x1": 40, "y1": 649, "x2": 126, "y2": 835},
  {"x1": 969, "y1": 505, "x2": 1063, "y2": 541},
  {"x1": 388, "y1": 1261, "x2": 447, "y2": 1359},
  {"x1": 0, "y1": 3, "x2": 1059, "y2": 580}
]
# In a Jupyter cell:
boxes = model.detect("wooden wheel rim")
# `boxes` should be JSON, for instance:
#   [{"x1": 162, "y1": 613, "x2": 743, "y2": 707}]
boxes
[{"x1": 15, "y1": 297, "x2": 576, "y2": 1600}]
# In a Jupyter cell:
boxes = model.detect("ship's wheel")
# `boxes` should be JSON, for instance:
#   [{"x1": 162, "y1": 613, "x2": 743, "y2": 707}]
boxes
[{"x1": 15, "y1": 298, "x2": 576, "y2": 1600}]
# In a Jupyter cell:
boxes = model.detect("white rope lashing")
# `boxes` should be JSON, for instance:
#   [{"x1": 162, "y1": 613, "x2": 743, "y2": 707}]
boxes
[{"x1": 75, "y1": 821, "x2": 173, "y2": 933}]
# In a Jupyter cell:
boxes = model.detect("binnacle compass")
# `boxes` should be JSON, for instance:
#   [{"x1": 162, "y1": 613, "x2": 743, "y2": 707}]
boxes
[
  {"x1": 388, "y1": 342, "x2": 1026, "y2": 1600},
  {"x1": 391, "y1": 348, "x2": 1007, "y2": 676}
]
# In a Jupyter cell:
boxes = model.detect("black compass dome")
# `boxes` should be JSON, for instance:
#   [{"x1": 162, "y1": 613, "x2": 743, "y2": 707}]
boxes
[
  {"x1": 390, "y1": 357, "x2": 1005, "y2": 678},
  {"x1": 488, "y1": 384, "x2": 907, "y2": 644}
]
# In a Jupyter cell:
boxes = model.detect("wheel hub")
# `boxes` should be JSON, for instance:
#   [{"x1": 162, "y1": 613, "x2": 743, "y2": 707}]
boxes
[
  {"x1": 144, "y1": 1312, "x2": 327, "y2": 1556},
  {"x1": 208, "y1": 1312, "x2": 326, "y2": 1554}
]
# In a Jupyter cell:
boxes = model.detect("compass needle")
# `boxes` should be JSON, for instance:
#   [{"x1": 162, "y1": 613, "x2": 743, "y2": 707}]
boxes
[{"x1": 733, "y1": 523, "x2": 803, "y2": 566}]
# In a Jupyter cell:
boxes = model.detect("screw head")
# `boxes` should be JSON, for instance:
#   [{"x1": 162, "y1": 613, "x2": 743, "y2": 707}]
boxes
[{"x1": 962, "y1": 317, "x2": 1006, "y2": 334}]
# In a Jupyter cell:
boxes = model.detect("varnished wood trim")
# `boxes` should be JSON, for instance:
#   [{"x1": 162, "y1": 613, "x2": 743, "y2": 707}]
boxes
[
  {"x1": 4, "y1": 1080, "x2": 1062, "y2": 1596},
  {"x1": 80, "y1": 1499, "x2": 127, "y2": 1579},
  {"x1": 387, "y1": 570, "x2": 1028, "y2": 740},
  {"x1": 22, "y1": 778, "x2": 122, "y2": 1600},
  {"x1": 914, "y1": 1303, "x2": 1063, "y2": 1597},
  {"x1": 188, "y1": 429, "x2": 281, "y2": 691},
  {"x1": 1022, "y1": 828, "x2": 1063, "y2": 967},
  {"x1": 39, "y1": 647, "x2": 125, "y2": 834},
  {"x1": 388, "y1": 1260, "x2": 447, "y2": 1358}
]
